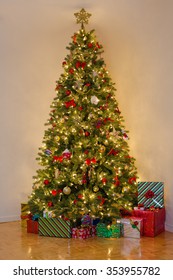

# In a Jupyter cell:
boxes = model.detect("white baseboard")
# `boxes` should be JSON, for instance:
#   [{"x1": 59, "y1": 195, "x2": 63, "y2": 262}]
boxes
[
  {"x1": 0, "y1": 215, "x2": 20, "y2": 223},
  {"x1": 165, "y1": 222, "x2": 173, "y2": 233}
]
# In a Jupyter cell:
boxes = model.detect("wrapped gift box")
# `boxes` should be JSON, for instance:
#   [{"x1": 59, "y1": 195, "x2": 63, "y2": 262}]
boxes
[
  {"x1": 96, "y1": 223, "x2": 122, "y2": 238},
  {"x1": 39, "y1": 217, "x2": 71, "y2": 238},
  {"x1": 121, "y1": 217, "x2": 143, "y2": 238},
  {"x1": 72, "y1": 226, "x2": 96, "y2": 239},
  {"x1": 138, "y1": 182, "x2": 164, "y2": 209},
  {"x1": 27, "y1": 220, "x2": 38, "y2": 234},
  {"x1": 132, "y1": 208, "x2": 165, "y2": 237},
  {"x1": 21, "y1": 203, "x2": 31, "y2": 227},
  {"x1": 110, "y1": 224, "x2": 123, "y2": 238},
  {"x1": 72, "y1": 227, "x2": 89, "y2": 239},
  {"x1": 92, "y1": 218, "x2": 100, "y2": 226}
]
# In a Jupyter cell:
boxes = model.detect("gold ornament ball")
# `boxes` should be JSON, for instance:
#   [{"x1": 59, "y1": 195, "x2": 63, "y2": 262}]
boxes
[
  {"x1": 93, "y1": 186, "x2": 99, "y2": 192},
  {"x1": 54, "y1": 136, "x2": 60, "y2": 142},
  {"x1": 99, "y1": 145, "x2": 106, "y2": 153},
  {"x1": 63, "y1": 186, "x2": 71, "y2": 195}
]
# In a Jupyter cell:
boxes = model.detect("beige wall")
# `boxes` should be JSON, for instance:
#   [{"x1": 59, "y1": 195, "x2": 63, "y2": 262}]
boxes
[{"x1": 0, "y1": 0, "x2": 173, "y2": 231}]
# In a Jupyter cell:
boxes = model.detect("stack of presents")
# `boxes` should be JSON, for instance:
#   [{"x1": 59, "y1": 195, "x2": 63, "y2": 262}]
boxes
[{"x1": 21, "y1": 182, "x2": 165, "y2": 239}]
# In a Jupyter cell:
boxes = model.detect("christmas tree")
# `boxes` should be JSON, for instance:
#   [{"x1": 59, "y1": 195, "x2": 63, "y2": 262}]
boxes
[{"x1": 28, "y1": 9, "x2": 138, "y2": 221}]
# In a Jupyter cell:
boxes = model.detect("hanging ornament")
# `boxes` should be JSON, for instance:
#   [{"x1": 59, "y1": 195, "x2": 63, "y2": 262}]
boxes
[
  {"x1": 47, "y1": 201, "x2": 53, "y2": 207},
  {"x1": 123, "y1": 186, "x2": 129, "y2": 192},
  {"x1": 63, "y1": 186, "x2": 71, "y2": 195},
  {"x1": 44, "y1": 180, "x2": 50, "y2": 185},
  {"x1": 62, "y1": 149, "x2": 72, "y2": 159},
  {"x1": 69, "y1": 68, "x2": 74, "y2": 74},
  {"x1": 85, "y1": 83, "x2": 91, "y2": 87},
  {"x1": 76, "y1": 61, "x2": 81, "y2": 69},
  {"x1": 122, "y1": 129, "x2": 128, "y2": 140},
  {"x1": 93, "y1": 186, "x2": 99, "y2": 192},
  {"x1": 87, "y1": 42, "x2": 93, "y2": 48},
  {"x1": 100, "y1": 198, "x2": 106, "y2": 206},
  {"x1": 91, "y1": 95, "x2": 99, "y2": 105},
  {"x1": 72, "y1": 33, "x2": 77, "y2": 43},
  {"x1": 57, "y1": 189, "x2": 63, "y2": 194},
  {"x1": 110, "y1": 127, "x2": 119, "y2": 138},
  {"x1": 95, "y1": 119, "x2": 103, "y2": 129},
  {"x1": 85, "y1": 131, "x2": 90, "y2": 137},
  {"x1": 54, "y1": 136, "x2": 60, "y2": 142},
  {"x1": 102, "y1": 178, "x2": 107, "y2": 184},
  {"x1": 82, "y1": 173, "x2": 87, "y2": 184},
  {"x1": 65, "y1": 90, "x2": 71, "y2": 96},
  {"x1": 113, "y1": 176, "x2": 120, "y2": 186},
  {"x1": 92, "y1": 70, "x2": 98, "y2": 77},
  {"x1": 128, "y1": 177, "x2": 136, "y2": 184},
  {"x1": 52, "y1": 190, "x2": 58, "y2": 196},
  {"x1": 78, "y1": 106, "x2": 83, "y2": 111},
  {"x1": 55, "y1": 84, "x2": 62, "y2": 91},
  {"x1": 45, "y1": 149, "x2": 52, "y2": 156},
  {"x1": 74, "y1": 79, "x2": 83, "y2": 89},
  {"x1": 99, "y1": 145, "x2": 106, "y2": 153},
  {"x1": 115, "y1": 107, "x2": 121, "y2": 114}
]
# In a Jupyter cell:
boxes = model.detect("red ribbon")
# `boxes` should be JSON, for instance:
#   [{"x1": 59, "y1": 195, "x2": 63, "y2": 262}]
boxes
[
  {"x1": 53, "y1": 155, "x2": 63, "y2": 162},
  {"x1": 145, "y1": 190, "x2": 155, "y2": 199},
  {"x1": 65, "y1": 99, "x2": 76, "y2": 108},
  {"x1": 85, "y1": 157, "x2": 97, "y2": 165},
  {"x1": 75, "y1": 61, "x2": 86, "y2": 69}
]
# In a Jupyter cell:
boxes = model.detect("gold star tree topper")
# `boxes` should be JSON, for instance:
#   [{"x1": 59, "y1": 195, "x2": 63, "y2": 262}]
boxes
[{"x1": 74, "y1": 8, "x2": 92, "y2": 28}]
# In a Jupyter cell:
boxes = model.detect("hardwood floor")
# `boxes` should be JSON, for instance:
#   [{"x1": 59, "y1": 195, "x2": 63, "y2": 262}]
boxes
[{"x1": 0, "y1": 221, "x2": 173, "y2": 260}]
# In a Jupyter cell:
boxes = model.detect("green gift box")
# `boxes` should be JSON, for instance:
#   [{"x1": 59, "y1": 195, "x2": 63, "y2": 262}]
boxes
[
  {"x1": 110, "y1": 224, "x2": 123, "y2": 238},
  {"x1": 96, "y1": 222, "x2": 122, "y2": 238},
  {"x1": 38, "y1": 217, "x2": 71, "y2": 238}
]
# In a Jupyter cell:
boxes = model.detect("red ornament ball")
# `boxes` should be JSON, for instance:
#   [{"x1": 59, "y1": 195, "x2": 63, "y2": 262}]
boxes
[
  {"x1": 65, "y1": 90, "x2": 71, "y2": 96},
  {"x1": 78, "y1": 106, "x2": 83, "y2": 111},
  {"x1": 47, "y1": 201, "x2": 53, "y2": 207},
  {"x1": 85, "y1": 83, "x2": 91, "y2": 87},
  {"x1": 128, "y1": 177, "x2": 136, "y2": 184},
  {"x1": 102, "y1": 178, "x2": 107, "y2": 184},
  {"x1": 69, "y1": 68, "x2": 74, "y2": 74},
  {"x1": 85, "y1": 131, "x2": 90, "y2": 137},
  {"x1": 87, "y1": 42, "x2": 93, "y2": 48},
  {"x1": 52, "y1": 190, "x2": 58, "y2": 196},
  {"x1": 44, "y1": 179, "x2": 50, "y2": 185}
]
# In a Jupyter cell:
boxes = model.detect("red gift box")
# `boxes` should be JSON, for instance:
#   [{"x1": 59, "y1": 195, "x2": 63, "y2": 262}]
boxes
[
  {"x1": 27, "y1": 220, "x2": 38, "y2": 234},
  {"x1": 132, "y1": 207, "x2": 165, "y2": 237},
  {"x1": 72, "y1": 226, "x2": 96, "y2": 239},
  {"x1": 72, "y1": 228, "x2": 89, "y2": 239}
]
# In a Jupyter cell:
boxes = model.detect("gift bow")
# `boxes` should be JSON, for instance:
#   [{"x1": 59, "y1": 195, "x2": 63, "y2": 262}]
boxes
[
  {"x1": 85, "y1": 157, "x2": 97, "y2": 165},
  {"x1": 53, "y1": 155, "x2": 63, "y2": 162},
  {"x1": 65, "y1": 99, "x2": 76, "y2": 108},
  {"x1": 121, "y1": 218, "x2": 140, "y2": 232},
  {"x1": 144, "y1": 189, "x2": 162, "y2": 208}
]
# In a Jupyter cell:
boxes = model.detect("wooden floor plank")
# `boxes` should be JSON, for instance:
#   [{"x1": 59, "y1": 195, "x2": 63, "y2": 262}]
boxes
[{"x1": 0, "y1": 221, "x2": 173, "y2": 260}]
